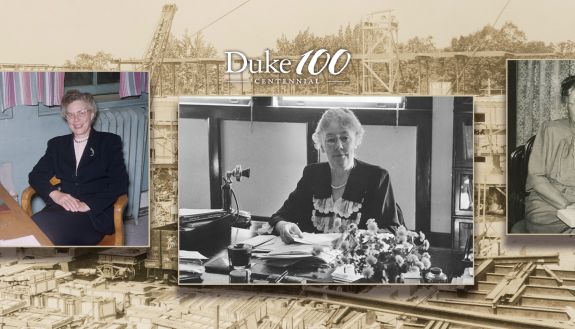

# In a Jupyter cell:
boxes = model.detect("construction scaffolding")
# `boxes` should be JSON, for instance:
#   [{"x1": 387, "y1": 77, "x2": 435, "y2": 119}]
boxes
[
  {"x1": 474, "y1": 96, "x2": 506, "y2": 258},
  {"x1": 360, "y1": 10, "x2": 400, "y2": 94},
  {"x1": 139, "y1": 4, "x2": 177, "y2": 96}
]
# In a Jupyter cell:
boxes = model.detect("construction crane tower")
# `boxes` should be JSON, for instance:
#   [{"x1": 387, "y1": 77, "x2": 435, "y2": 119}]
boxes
[
  {"x1": 360, "y1": 10, "x2": 400, "y2": 94},
  {"x1": 141, "y1": 4, "x2": 177, "y2": 95}
]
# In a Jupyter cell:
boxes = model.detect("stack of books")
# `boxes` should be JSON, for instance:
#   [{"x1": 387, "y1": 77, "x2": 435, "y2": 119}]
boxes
[{"x1": 179, "y1": 250, "x2": 208, "y2": 281}]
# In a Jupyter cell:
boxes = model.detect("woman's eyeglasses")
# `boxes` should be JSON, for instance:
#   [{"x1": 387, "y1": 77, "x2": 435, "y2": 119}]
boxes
[
  {"x1": 65, "y1": 110, "x2": 89, "y2": 120},
  {"x1": 325, "y1": 135, "x2": 351, "y2": 147}
]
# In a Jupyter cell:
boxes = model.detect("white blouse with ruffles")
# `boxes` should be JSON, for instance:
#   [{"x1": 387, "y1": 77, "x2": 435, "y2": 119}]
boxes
[{"x1": 311, "y1": 196, "x2": 363, "y2": 233}]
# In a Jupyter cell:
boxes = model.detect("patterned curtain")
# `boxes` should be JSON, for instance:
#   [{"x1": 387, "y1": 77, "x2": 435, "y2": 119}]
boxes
[
  {"x1": 0, "y1": 72, "x2": 65, "y2": 112},
  {"x1": 119, "y1": 72, "x2": 148, "y2": 98},
  {"x1": 516, "y1": 60, "x2": 575, "y2": 145}
]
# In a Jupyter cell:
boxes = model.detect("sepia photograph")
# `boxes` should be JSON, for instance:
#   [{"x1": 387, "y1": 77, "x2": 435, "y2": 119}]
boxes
[
  {"x1": 178, "y1": 95, "x2": 474, "y2": 284},
  {"x1": 0, "y1": 71, "x2": 150, "y2": 247},
  {"x1": 3, "y1": 0, "x2": 575, "y2": 327},
  {"x1": 507, "y1": 60, "x2": 575, "y2": 234}
]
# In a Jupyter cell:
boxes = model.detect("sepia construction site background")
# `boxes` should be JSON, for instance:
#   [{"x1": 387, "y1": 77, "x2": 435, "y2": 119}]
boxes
[{"x1": 2, "y1": 1, "x2": 575, "y2": 328}]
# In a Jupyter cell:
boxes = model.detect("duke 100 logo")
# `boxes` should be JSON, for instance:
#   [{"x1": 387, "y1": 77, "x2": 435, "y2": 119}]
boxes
[{"x1": 224, "y1": 49, "x2": 351, "y2": 85}]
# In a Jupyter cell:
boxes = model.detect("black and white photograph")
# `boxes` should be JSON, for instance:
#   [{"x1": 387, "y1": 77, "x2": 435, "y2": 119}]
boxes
[
  {"x1": 508, "y1": 60, "x2": 575, "y2": 234},
  {"x1": 178, "y1": 96, "x2": 474, "y2": 284}
]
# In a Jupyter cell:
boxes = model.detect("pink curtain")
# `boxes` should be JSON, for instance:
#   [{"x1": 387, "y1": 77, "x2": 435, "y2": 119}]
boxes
[
  {"x1": 119, "y1": 72, "x2": 149, "y2": 98},
  {"x1": 0, "y1": 72, "x2": 64, "y2": 112}
]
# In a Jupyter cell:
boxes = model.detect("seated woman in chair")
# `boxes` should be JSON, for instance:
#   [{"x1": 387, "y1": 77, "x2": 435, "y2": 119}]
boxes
[
  {"x1": 28, "y1": 90, "x2": 129, "y2": 245},
  {"x1": 270, "y1": 108, "x2": 402, "y2": 243},
  {"x1": 525, "y1": 76, "x2": 575, "y2": 233}
]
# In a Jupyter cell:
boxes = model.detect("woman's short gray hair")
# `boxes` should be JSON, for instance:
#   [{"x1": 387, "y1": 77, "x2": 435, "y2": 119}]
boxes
[
  {"x1": 60, "y1": 89, "x2": 98, "y2": 123},
  {"x1": 312, "y1": 108, "x2": 365, "y2": 150}
]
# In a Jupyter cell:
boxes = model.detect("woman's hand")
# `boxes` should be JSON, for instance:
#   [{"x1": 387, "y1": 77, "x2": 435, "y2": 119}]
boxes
[
  {"x1": 49, "y1": 190, "x2": 90, "y2": 212},
  {"x1": 566, "y1": 203, "x2": 575, "y2": 209},
  {"x1": 275, "y1": 220, "x2": 304, "y2": 244},
  {"x1": 77, "y1": 201, "x2": 91, "y2": 212}
]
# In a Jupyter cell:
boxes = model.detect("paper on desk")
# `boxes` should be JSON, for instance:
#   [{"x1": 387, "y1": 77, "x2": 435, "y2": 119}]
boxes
[
  {"x1": 253, "y1": 233, "x2": 341, "y2": 254},
  {"x1": 258, "y1": 243, "x2": 318, "y2": 258},
  {"x1": 238, "y1": 234, "x2": 275, "y2": 248},
  {"x1": 256, "y1": 241, "x2": 340, "y2": 266},
  {"x1": 293, "y1": 232, "x2": 341, "y2": 246},
  {"x1": 557, "y1": 208, "x2": 575, "y2": 227},
  {"x1": 179, "y1": 261, "x2": 206, "y2": 274},
  {"x1": 179, "y1": 250, "x2": 208, "y2": 260},
  {"x1": 0, "y1": 235, "x2": 41, "y2": 247}
]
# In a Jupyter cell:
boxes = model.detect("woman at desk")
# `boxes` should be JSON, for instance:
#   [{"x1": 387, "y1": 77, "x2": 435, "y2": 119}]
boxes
[
  {"x1": 270, "y1": 108, "x2": 402, "y2": 243},
  {"x1": 28, "y1": 90, "x2": 129, "y2": 245},
  {"x1": 525, "y1": 75, "x2": 575, "y2": 233}
]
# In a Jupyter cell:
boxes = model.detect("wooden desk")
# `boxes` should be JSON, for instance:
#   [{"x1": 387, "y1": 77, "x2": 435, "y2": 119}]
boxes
[
  {"x1": 0, "y1": 184, "x2": 53, "y2": 246},
  {"x1": 181, "y1": 228, "x2": 468, "y2": 284}
]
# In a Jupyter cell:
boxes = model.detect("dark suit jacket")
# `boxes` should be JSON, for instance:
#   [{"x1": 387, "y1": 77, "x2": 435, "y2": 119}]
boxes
[
  {"x1": 29, "y1": 129, "x2": 129, "y2": 234},
  {"x1": 270, "y1": 159, "x2": 401, "y2": 233}
]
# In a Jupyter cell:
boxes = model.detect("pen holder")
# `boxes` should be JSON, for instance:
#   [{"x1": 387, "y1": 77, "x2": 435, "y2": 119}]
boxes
[
  {"x1": 229, "y1": 269, "x2": 251, "y2": 283},
  {"x1": 228, "y1": 243, "x2": 252, "y2": 270},
  {"x1": 425, "y1": 267, "x2": 448, "y2": 283}
]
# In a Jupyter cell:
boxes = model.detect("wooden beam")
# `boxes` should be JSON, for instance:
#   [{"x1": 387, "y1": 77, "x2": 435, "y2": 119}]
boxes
[{"x1": 302, "y1": 287, "x2": 564, "y2": 329}]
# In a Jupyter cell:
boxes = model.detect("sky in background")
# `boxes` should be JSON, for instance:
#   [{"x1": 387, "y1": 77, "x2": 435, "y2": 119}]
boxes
[{"x1": 0, "y1": 0, "x2": 573, "y2": 65}]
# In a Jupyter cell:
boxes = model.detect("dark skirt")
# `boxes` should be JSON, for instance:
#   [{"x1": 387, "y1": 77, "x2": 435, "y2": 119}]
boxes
[{"x1": 32, "y1": 204, "x2": 104, "y2": 245}]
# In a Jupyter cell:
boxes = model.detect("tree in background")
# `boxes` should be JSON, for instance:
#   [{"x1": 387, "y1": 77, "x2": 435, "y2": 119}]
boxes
[
  {"x1": 444, "y1": 22, "x2": 555, "y2": 95},
  {"x1": 62, "y1": 32, "x2": 219, "y2": 96},
  {"x1": 63, "y1": 22, "x2": 575, "y2": 96},
  {"x1": 161, "y1": 31, "x2": 218, "y2": 95},
  {"x1": 271, "y1": 25, "x2": 362, "y2": 95},
  {"x1": 396, "y1": 36, "x2": 437, "y2": 94},
  {"x1": 64, "y1": 52, "x2": 115, "y2": 70},
  {"x1": 270, "y1": 20, "x2": 575, "y2": 95},
  {"x1": 555, "y1": 41, "x2": 575, "y2": 55}
]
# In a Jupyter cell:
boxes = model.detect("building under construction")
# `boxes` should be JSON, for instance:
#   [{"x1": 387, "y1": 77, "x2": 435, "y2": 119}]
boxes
[
  {"x1": 3, "y1": 3, "x2": 575, "y2": 328},
  {"x1": 1, "y1": 252, "x2": 575, "y2": 328}
]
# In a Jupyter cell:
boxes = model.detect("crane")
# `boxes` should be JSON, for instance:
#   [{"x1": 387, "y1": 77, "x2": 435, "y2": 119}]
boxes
[{"x1": 140, "y1": 4, "x2": 177, "y2": 96}]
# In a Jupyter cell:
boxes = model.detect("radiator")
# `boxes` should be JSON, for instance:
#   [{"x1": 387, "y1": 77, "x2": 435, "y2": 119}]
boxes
[{"x1": 94, "y1": 107, "x2": 148, "y2": 222}]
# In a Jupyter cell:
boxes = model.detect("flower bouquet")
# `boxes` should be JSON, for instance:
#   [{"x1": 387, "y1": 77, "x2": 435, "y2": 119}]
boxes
[{"x1": 333, "y1": 219, "x2": 431, "y2": 283}]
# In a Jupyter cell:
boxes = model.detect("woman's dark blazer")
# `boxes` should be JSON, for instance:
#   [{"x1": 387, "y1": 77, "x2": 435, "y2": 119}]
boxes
[
  {"x1": 29, "y1": 129, "x2": 129, "y2": 234},
  {"x1": 270, "y1": 159, "x2": 401, "y2": 233}
]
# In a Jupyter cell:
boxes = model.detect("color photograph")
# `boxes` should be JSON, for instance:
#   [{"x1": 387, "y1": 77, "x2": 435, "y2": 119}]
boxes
[{"x1": 0, "y1": 71, "x2": 149, "y2": 247}]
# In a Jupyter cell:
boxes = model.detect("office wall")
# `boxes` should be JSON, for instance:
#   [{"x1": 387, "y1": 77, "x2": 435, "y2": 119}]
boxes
[
  {"x1": 221, "y1": 121, "x2": 307, "y2": 217},
  {"x1": 179, "y1": 118, "x2": 210, "y2": 209},
  {"x1": 431, "y1": 97, "x2": 454, "y2": 233},
  {"x1": 0, "y1": 106, "x2": 69, "y2": 208},
  {"x1": 179, "y1": 119, "x2": 308, "y2": 217}
]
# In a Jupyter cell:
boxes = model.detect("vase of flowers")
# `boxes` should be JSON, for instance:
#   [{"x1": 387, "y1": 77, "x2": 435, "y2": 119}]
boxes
[{"x1": 334, "y1": 219, "x2": 431, "y2": 283}]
